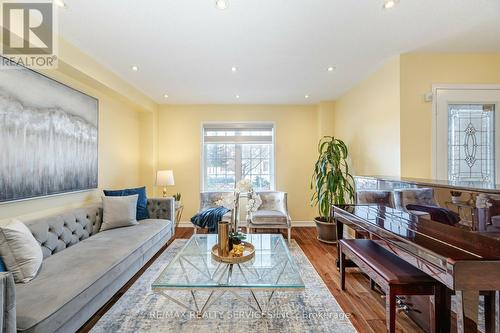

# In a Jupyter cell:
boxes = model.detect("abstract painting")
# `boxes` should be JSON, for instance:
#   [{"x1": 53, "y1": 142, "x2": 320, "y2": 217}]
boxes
[{"x1": 0, "y1": 59, "x2": 98, "y2": 203}]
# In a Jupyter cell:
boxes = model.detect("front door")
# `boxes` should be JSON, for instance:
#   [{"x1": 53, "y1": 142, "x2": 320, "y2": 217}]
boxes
[{"x1": 434, "y1": 86, "x2": 500, "y2": 184}]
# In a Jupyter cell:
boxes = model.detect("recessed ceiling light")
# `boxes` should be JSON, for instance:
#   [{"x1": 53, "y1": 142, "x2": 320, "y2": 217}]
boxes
[
  {"x1": 54, "y1": 0, "x2": 66, "y2": 8},
  {"x1": 215, "y1": 0, "x2": 229, "y2": 10},
  {"x1": 305, "y1": 95, "x2": 310, "y2": 99},
  {"x1": 235, "y1": 95, "x2": 240, "y2": 99},
  {"x1": 131, "y1": 65, "x2": 138, "y2": 71},
  {"x1": 327, "y1": 66, "x2": 335, "y2": 72},
  {"x1": 231, "y1": 67, "x2": 237, "y2": 72},
  {"x1": 163, "y1": 94, "x2": 169, "y2": 99},
  {"x1": 383, "y1": 0, "x2": 399, "y2": 9}
]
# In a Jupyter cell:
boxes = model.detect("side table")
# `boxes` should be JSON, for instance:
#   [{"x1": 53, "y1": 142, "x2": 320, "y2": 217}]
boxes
[{"x1": 175, "y1": 204, "x2": 184, "y2": 228}]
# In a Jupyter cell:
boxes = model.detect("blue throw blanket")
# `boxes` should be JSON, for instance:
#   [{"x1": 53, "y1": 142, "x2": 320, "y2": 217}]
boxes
[{"x1": 191, "y1": 207, "x2": 230, "y2": 233}]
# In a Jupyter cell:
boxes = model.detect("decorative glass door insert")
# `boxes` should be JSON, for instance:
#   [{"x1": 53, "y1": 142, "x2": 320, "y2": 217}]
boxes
[{"x1": 448, "y1": 104, "x2": 495, "y2": 182}]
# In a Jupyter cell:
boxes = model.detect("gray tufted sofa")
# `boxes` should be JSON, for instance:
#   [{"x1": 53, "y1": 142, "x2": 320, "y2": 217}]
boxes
[{"x1": 1, "y1": 197, "x2": 174, "y2": 333}]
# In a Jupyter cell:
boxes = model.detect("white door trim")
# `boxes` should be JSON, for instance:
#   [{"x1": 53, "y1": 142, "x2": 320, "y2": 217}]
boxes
[{"x1": 431, "y1": 84, "x2": 500, "y2": 180}]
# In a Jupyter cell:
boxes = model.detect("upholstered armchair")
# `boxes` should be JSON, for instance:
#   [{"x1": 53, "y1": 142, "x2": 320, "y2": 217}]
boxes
[
  {"x1": 393, "y1": 188, "x2": 438, "y2": 218},
  {"x1": 247, "y1": 191, "x2": 291, "y2": 243},
  {"x1": 356, "y1": 190, "x2": 394, "y2": 208},
  {"x1": 194, "y1": 192, "x2": 233, "y2": 233}
]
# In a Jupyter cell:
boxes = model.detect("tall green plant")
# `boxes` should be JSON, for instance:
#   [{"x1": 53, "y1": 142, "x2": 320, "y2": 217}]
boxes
[{"x1": 311, "y1": 136, "x2": 355, "y2": 221}]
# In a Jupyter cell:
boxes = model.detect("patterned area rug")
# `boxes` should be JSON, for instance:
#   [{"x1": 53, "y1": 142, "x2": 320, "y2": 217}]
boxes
[{"x1": 91, "y1": 239, "x2": 357, "y2": 333}]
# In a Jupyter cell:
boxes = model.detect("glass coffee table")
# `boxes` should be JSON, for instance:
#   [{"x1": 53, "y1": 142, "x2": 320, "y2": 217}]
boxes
[{"x1": 152, "y1": 234, "x2": 304, "y2": 317}]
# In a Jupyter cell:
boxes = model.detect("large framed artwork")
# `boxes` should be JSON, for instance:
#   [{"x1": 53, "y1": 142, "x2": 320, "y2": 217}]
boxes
[{"x1": 0, "y1": 58, "x2": 98, "y2": 203}]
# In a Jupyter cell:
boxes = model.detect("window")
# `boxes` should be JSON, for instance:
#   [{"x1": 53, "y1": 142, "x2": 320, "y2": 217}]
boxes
[
  {"x1": 448, "y1": 104, "x2": 496, "y2": 182},
  {"x1": 202, "y1": 123, "x2": 275, "y2": 191}
]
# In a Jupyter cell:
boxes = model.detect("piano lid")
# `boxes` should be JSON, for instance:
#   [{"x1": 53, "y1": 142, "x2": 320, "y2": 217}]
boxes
[
  {"x1": 335, "y1": 205, "x2": 500, "y2": 262},
  {"x1": 356, "y1": 175, "x2": 500, "y2": 194}
]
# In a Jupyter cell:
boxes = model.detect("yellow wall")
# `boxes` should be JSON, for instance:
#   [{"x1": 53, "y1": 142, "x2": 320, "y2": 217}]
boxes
[
  {"x1": 157, "y1": 105, "x2": 319, "y2": 222},
  {"x1": 332, "y1": 57, "x2": 401, "y2": 176},
  {"x1": 139, "y1": 110, "x2": 159, "y2": 197},
  {"x1": 317, "y1": 101, "x2": 336, "y2": 138},
  {"x1": 0, "y1": 40, "x2": 156, "y2": 222},
  {"x1": 400, "y1": 54, "x2": 500, "y2": 178}
]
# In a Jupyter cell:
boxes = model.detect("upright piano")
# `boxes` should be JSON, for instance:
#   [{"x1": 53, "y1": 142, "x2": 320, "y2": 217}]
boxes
[{"x1": 334, "y1": 176, "x2": 500, "y2": 333}]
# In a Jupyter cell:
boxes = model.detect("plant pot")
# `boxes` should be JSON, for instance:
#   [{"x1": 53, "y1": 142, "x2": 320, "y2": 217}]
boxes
[{"x1": 314, "y1": 217, "x2": 337, "y2": 244}]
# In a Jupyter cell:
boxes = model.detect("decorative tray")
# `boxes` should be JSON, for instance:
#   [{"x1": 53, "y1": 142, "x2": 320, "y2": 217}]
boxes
[{"x1": 211, "y1": 241, "x2": 255, "y2": 264}]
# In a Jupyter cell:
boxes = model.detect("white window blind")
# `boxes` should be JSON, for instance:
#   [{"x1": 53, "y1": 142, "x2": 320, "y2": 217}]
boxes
[{"x1": 202, "y1": 123, "x2": 275, "y2": 191}]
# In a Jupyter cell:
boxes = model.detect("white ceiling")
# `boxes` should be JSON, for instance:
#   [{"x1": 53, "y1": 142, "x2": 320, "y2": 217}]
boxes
[{"x1": 58, "y1": 0, "x2": 500, "y2": 104}]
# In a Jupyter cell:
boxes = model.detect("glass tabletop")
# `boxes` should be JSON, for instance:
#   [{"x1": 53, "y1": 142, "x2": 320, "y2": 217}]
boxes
[{"x1": 152, "y1": 234, "x2": 304, "y2": 290}]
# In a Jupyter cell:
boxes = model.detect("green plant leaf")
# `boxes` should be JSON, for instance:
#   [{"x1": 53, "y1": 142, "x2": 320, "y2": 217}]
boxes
[{"x1": 311, "y1": 136, "x2": 355, "y2": 218}]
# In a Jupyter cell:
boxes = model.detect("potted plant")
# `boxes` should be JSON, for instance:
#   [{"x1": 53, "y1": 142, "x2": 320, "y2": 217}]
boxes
[
  {"x1": 173, "y1": 193, "x2": 182, "y2": 208},
  {"x1": 229, "y1": 231, "x2": 246, "y2": 251},
  {"x1": 310, "y1": 136, "x2": 355, "y2": 243}
]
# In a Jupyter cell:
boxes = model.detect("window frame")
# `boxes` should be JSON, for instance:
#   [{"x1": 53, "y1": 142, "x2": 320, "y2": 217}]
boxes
[{"x1": 200, "y1": 121, "x2": 276, "y2": 192}]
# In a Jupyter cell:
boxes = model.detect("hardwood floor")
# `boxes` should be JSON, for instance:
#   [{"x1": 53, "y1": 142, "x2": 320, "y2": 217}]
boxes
[{"x1": 80, "y1": 227, "x2": 429, "y2": 333}]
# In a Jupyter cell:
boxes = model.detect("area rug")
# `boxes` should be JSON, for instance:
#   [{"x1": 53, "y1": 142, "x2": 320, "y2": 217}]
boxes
[{"x1": 91, "y1": 239, "x2": 357, "y2": 333}]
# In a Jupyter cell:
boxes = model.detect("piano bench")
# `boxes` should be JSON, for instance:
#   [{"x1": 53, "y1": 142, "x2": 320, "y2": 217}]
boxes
[{"x1": 339, "y1": 239, "x2": 444, "y2": 333}]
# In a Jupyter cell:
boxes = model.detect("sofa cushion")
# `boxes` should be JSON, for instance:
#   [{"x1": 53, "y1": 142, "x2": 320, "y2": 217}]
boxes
[
  {"x1": 104, "y1": 187, "x2": 150, "y2": 220},
  {"x1": 101, "y1": 195, "x2": 139, "y2": 231},
  {"x1": 15, "y1": 219, "x2": 172, "y2": 333},
  {"x1": 250, "y1": 210, "x2": 288, "y2": 225},
  {"x1": 0, "y1": 220, "x2": 43, "y2": 283}
]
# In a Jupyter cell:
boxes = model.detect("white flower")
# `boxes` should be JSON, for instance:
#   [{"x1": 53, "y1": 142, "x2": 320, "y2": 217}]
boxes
[
  {"x1": 215, "y1": 193, "x2": 236, "y2": 209},
  {"x1": 235, "y1": 179, "x2": 252, "y2": 193},
  {"x1": 247, "y1": 191, "x2": 262, "y2": 212}
]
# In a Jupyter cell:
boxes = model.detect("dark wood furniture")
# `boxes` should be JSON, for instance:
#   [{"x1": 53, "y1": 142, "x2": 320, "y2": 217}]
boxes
[
  {"x1": 334, "y1": 204, "x2": 500, "y2": 333},
  {"x1": 340, "y1": 239, "x2": 444, "y2": 333}
]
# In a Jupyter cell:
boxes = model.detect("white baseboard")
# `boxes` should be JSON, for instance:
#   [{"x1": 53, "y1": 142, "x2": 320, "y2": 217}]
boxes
[{"x1": 177, "y1": 221, "x2": 315, "y2": 228}]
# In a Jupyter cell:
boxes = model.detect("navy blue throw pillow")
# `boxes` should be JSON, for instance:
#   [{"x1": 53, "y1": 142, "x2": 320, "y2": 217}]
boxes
[
  {"x1": 104, "y1": 186, "x2": 149, "y2": 220},
  {"x1": 0, "y1": 258, "x2": 6, "y2": 272}
]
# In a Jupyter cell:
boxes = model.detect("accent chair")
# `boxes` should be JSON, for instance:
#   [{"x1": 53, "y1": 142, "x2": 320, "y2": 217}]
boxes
[
  {"x1": 194, "y1": 192, "x2": 234, "y2": 233},
  {"x1": 356, "y1": 190, "x2": 395, "y2": 208},
  {"x1": 393, "y1": 188, "x2": 438, "y2": 218},
  {"x1": 246, "y1": 191, "x2": 292, "y2": 243}
]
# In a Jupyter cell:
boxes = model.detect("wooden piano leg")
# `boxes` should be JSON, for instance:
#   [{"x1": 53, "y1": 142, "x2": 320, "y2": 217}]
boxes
[
  {"x1": 456, "y1": 290, "x2": 479, "y2": 333},
  {"x1": 335, "y1": 220, "x2": 344, "y2": 270},
  {"x1": 340, "y1": 249, "x2": 346, "y2": 291},
  {"x1": 484, "y1": 291, "x2": 500, "y2": 333},
  {"x1": 386, "y1": 288, "x2": 396, "y2": 333},
  {"x1": 433, "y1": 285, "x2": 451, "y2": 333}
]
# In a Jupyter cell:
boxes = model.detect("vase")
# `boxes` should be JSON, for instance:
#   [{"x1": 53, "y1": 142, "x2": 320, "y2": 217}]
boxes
[{"x1": 218, "y1": 221, "x2": 229, "y2": 257}]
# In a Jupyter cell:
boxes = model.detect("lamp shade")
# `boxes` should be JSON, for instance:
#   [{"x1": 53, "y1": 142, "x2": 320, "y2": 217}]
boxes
[{"x1": 156, "y1": 170, "x2": 175, "y2": 186}]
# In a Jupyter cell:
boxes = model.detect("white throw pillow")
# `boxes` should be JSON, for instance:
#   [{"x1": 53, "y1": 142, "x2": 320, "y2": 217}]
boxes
[
  {"x1": 0, "y1": 219, "x2": 43, "y2": 283},
  {"x1": 101, "y1": 194, "x2": 139, "y2": 231}
]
